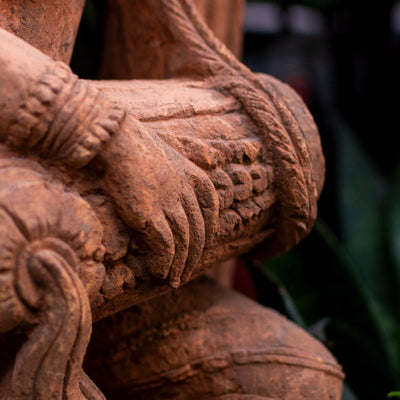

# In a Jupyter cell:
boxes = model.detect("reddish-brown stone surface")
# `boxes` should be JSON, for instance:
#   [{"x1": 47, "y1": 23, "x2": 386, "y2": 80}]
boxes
[
  {"x1": 0, "y1": 0, "x2": 84, "y2": 63},
  {"x1": 193, "y1": 0, "x2": 246, "y2": 58},
  {"x1": 0, "y1": 1, "x2": 341, "y2": 399},
  {"x1": 86, "y1": 277, "x2": 344, "y2": 399}
]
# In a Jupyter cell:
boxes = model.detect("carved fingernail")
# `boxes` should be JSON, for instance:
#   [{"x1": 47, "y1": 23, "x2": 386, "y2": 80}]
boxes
[{"x1": 169, "y1": 277, "x2": 181, "y2": 289}]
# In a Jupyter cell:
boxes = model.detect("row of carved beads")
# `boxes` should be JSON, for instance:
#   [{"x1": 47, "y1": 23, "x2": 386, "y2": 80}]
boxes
[
  {"x1": 209, "y1": 164, "x2": 274, "y2": 239},
  {"x1": 209, "y1": 164, "x2": 271, "y2": 209},
  {"x1": 6, "y1": 62, "x2": 125, "y2": 168},
  {"x1": 157, "y1": 132, "x2": 274, "y2": 241}
]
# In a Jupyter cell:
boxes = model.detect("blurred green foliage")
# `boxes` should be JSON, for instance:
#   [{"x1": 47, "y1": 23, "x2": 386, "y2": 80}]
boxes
[
  {"x1": 248, "y1": 117, "x2": 400, "y2": 399},
  {"x1": 243, "y1": 1, "x2": 400, "y2": 398}
]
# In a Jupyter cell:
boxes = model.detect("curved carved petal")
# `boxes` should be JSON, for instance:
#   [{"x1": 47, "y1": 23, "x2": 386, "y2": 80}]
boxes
[{"x1": 0, "y1": 167, "x2": 105, "y2": 399}]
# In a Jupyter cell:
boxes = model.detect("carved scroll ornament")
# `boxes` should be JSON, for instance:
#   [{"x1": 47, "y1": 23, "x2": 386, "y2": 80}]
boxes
[{"x1": 0, "y1": 0, "x2": 331, "y2": 399}]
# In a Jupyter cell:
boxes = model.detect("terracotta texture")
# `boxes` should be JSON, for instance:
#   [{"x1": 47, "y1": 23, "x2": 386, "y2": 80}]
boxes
[
  {"x1": 0, "y1": 0, "x2": 340, "y2": 399},
  {"x1": 86, "y1": 277, "x2": 344, "y2": 399},
  {"x1": 184, "y1": 0, "x2": 245, "y2": 58},
  {"x1": 0, "y1": 0, "x2": 84, "y2": 63}
]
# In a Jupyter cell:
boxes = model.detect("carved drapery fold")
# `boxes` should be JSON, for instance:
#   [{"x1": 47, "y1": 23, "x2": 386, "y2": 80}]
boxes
[
  {"x1": 0, "y1": 164, "x2": 105, "y2": 399},
  {"x1": 193, "y1": 0, "x2": 245, "y2": 58}
]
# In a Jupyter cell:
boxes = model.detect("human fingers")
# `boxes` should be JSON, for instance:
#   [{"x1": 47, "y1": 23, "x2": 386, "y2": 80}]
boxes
[
  {"x1": 131, "y1": 209, "x2": 175, "y2": 280},
  {"x1": 165, "y1": 203, "x2": 190, "y2": 288},
  {"x1": 187, "y1": 169, "x2": 218, "y2": 247},
  {"x1": 180, "y1": 191, "x2": 205, "y2": 284}
]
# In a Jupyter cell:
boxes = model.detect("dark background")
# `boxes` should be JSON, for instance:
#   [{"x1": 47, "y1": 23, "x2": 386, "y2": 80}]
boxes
[{"x1": 240, "y1": 1, "x2": 400, "y2": 399}]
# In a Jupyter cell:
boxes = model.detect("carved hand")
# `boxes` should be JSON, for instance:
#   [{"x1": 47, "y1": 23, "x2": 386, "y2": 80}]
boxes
[
  {"x1": 99, "y1": 115, "x2": 218, "y2": 287},
  {"x1": 0, "y1": 25, "x2": 220, "y2": 288}
]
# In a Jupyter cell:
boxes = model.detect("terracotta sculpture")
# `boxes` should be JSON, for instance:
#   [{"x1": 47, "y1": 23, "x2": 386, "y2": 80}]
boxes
[{"x1": 0, "y1": 0, "x2": 343, "y2": 398}]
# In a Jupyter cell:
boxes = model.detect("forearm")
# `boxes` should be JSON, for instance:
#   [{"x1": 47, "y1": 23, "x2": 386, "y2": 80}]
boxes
[{"x1": 0, "y1": 27, "x2": 125, "y2": 168}]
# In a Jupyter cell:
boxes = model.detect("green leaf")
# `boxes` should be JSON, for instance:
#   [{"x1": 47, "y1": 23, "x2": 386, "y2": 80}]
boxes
[
  {"x1": 313, "y1": 221, "x2": 397, "y2": 369},
  {"x1": 335, "y1": 118, "x2": 387, "y2": 300},
  {"x1": 341, "y1": 382, "x2": 359, "y2": 400},
  {"x1": 334, "y1": 117, "x2": 399, "y2": 380},
  {"x1": 257, "y1": 248, "x2": 322, "y2": 325},
  {"x1": 387, "y1": 392, "x2": 400, "y2": 398},
  {"x1": 254, "y1": 219, "x2": 396, "y2": 397},
  {"x1": 254, "y1": 261, "x2": 307, "y2": 329},
  {"x1": 387, "y1": 166, "x2": 400, "y2": 302}
]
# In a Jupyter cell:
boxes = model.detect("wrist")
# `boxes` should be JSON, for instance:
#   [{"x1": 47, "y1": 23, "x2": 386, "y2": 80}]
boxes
[{"x1": 6, "y1": 61, "x2": 126, "y2": 168}]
